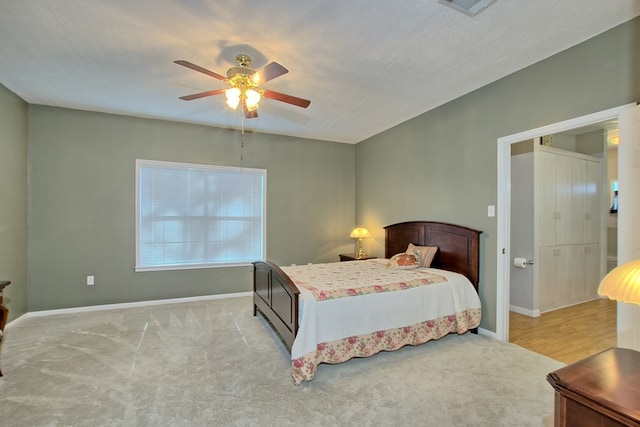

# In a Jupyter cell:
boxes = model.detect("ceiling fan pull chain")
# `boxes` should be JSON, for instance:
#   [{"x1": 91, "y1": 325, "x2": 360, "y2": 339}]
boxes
[{"x1": 240, "y1": 113, "x2": 245, "y2": 168}]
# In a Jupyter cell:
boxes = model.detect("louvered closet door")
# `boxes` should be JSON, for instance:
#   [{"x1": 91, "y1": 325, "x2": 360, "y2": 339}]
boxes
[
  {"x1": 538, "y1": 151, "x2": 558, "y2": 247},
  {"x1": 556, "y1": 155, "x2": 585, "y2": 245},
  {"x1": 541, "y1": 245, "x2": 587, "y2": 311},
  {"x1": 584, "y1": 160, "x2": 601, "y2": 244},
  {"x1": 571, "y1": 156, "x2": 587, "y2": 244},
  {"x1": 538, "y1": 246, "x2": 559, "y2": 312},
  {"x1": 583, "y1": 243, "x2": 600, "y2": 299},
  {"x1": 556, "y1": 244, "x2": 585, "y2": 306}
]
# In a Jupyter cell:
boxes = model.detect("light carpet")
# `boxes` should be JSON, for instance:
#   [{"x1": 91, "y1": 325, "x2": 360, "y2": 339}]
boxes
[{"x1": 0, "y1": 296, "x2": 564, "y2": 426}]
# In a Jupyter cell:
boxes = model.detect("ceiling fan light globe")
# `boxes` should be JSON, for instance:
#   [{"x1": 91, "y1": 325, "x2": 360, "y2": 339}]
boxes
[
  {"x1": 245, "y1": 89, "x2": 261, "y2": 110},
  {"x1": 225, "y1": 88, "x2": 241, "y2": 109},
  {"x1": 226, "y1": 99, "x2": 240, "y2": 109},
  {"x1": 225, "y1": 97, "x2": 240, "y2": 110}
]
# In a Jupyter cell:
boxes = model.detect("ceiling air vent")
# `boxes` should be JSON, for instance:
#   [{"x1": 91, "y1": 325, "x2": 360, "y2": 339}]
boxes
[{"x1": 438, "y1": 0, "x2": 497, "y2": 17}]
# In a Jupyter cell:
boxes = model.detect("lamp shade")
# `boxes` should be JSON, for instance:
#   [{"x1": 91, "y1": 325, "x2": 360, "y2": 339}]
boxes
[
  {"x1": 598, "y1": 260, "x2": 640, "y2": 305},
  {"x1": 350, "y1": 227, "x2": 371, "y2": 239}
]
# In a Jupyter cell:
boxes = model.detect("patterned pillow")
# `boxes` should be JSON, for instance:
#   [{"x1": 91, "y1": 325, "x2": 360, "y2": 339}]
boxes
[
  {"x1": 406, "y1": 243, "x2": 438, "y2": 268},
  {"x1": 386, "y1": 252, "x2": 419, "y2": 269}
]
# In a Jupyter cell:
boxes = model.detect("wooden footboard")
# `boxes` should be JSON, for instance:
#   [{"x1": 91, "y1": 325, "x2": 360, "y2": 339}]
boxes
[{"x1": 253, "y1": 261, "x2": 299, "y2": 352}]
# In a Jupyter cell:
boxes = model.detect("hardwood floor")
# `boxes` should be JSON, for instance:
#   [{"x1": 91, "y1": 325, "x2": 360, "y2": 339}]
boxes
[{"x1": 509, "y1": 298, "x2": 616, "y2": 365}]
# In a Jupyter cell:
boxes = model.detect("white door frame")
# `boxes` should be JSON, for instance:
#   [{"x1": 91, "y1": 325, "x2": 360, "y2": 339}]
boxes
[
  {"x1": 616, "y1": 104, "x2": 640, "y2": 350},
  {"x1": 495, "y1": 104, "x2": 636, "y2": 342}
]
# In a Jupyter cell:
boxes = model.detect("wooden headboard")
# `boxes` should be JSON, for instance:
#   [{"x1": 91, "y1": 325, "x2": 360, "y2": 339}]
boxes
[{"x1": 384, "y1": 221, "x2": 482, "y2": 291}]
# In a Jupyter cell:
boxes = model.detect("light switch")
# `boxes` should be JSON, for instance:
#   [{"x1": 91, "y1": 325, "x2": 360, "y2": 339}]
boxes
[{"x1": 487, "y1": 205, "x2": 495, "y2": 217}]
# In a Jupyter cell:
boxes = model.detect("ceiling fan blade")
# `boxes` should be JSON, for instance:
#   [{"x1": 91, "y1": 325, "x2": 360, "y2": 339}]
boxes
[
  {"x1": 179, "y1": 88, "x2": 226, "y2": 101},
  {"x1": 243, "y1": 100, "x2": 259, "y2": 119},
  {"x1": 251, "y1": 62, "x2": 288, "y2": 85},
  {"x1": 174, "y1": 60, "x2": 227, "y2": 82},
  {"x1": 262, "y1": 90, "x2": 311, "y2": 108}
]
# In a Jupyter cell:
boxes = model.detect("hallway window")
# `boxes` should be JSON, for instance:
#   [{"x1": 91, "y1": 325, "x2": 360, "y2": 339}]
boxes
[{"x1": 135, "y1": 159, "x2": 266, "y2": 271}]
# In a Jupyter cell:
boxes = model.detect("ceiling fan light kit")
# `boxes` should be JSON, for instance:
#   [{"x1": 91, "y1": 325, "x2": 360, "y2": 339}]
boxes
[{"x1": 175, "y1": 54, "x2": 310, "y2": 119}]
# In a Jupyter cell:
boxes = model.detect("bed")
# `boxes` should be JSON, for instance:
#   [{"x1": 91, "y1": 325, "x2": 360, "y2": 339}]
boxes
[{"x1": 253, "y1": 221, "x2": 482, "y2": 384}]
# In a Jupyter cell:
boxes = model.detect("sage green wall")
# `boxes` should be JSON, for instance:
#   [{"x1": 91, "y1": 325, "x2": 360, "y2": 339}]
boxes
[
  {"x1": 355, "y1": 17, "x2": 640, "y2": 333},
  {"x1": 0, "y1": 84, "x2": 28, "y2": 321},
  {"x1": 27, "y1": 106, "x2": 355, "y2": 311}
]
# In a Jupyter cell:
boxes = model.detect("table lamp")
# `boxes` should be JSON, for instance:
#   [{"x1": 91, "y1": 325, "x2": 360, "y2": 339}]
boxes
[
  {"x1": 598, "y1": 259, "x2": 640, "y2": 305},
  {"x1": 350, "y1": 227, "x2": 371, "y2": 259}
]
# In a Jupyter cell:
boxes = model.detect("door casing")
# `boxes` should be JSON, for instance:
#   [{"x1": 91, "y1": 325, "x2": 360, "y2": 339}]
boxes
[{"x1": 495, "y1": 103, "x2": 636, "y2": 342}]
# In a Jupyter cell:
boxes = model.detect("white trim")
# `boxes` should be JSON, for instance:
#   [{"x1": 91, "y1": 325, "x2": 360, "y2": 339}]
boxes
[
  {"x1": 616, "y1": 104, "x2": 640, "y2": 350},
  {"x1": 496, "y1": 103, "x2": 635, "y2": 342},
  {"x1": 21, "y1": 291, "x2": 252, "y2": 319},
  {"x1": 478, "y1": 327, "x2": 498, "y2": 340},
  {"x1": 135, "y1": 262, "x2": 253, "y2": 273},
  {"x1": 509, "y1": 305, "x2": 540, "y2": 318}
]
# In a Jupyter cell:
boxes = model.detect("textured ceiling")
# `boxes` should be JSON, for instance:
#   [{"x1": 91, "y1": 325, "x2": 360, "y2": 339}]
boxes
[{"x1": 1, "y1": 1, "x2": 639, "y2": 144}]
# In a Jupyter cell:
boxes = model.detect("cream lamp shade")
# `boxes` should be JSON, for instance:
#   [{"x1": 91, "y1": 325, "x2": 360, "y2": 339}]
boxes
[
  {"x1": 598, "y1": 260, "x2": 640, "y2": 305},
  {"x1": 350, "y1": 227, "x2": 371, "y2": 239},
  {"x1": 350, "y1": 227, "x2": 371, "y2": 259}
]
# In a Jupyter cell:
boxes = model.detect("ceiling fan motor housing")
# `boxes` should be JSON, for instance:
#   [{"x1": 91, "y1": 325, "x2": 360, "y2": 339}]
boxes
[
  {"x1": 227, "y1": 54, "x2": 258, "y2": 91},
  {"x1": 226, "y1": 66, "x2": 254, "y2": 79}
]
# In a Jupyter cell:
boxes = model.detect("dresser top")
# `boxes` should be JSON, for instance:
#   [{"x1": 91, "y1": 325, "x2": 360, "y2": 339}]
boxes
[{"x1": 548, "y1": 347, "x2": 640, "y2": 419}]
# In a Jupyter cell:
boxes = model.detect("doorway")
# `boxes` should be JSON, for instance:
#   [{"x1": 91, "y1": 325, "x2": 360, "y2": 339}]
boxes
[{"x1": 495, "y1": 104, "x2": 635, "y2": 343}]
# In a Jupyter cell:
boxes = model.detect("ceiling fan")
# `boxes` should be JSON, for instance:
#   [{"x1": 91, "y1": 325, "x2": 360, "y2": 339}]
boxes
[{"x1": 174, "y1": 54, "x2": 311, "y2": 119}]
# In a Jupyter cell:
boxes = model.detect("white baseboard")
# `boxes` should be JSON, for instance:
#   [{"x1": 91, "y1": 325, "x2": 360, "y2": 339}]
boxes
[
  {"x1": 478, "y1": 327, "x2": 498, "y2": 339},
  {"x1": 509, "y1": 305, "x2": 540, "y2": 318},
  {"x1": 8, "y1": 294, "x2": 508, "y2": 344},
  {"x1": 538, "y1": 296, "x2": 602, "y2": 315},
  {"x1": 11, "y1": 291, "x2": 252, "y2": 323}
]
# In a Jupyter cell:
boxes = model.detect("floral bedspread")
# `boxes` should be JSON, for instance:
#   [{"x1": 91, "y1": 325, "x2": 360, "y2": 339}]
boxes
[{"x1": 282, "y1": 260, "x2": 448, "y2": 300}]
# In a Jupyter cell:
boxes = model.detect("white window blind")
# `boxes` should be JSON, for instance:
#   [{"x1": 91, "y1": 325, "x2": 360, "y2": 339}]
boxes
[{"x1": 135, "y1": 159, "x2": 266, "y2": 271}]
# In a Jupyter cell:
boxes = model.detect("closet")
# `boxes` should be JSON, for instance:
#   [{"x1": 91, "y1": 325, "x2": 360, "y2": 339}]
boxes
[
  {"x1": 536, "y1": 146, "x2": 601, "y2": 312},
  {"x1": 510, "y1": 140, "x2": 604, "y2": 315}
]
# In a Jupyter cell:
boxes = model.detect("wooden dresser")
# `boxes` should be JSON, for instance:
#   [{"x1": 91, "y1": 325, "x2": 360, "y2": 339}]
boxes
[
  {"x1": 547, "y1": 347, "x2": 640, "y2": 426},
  {"x1": 0, "y1": 280, "x2": 11, "y2": 376}
]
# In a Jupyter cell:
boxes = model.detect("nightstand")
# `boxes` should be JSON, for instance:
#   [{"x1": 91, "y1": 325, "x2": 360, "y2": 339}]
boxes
[{"x1": 339, "y1": 253, "x2": 377, "y2": 262}]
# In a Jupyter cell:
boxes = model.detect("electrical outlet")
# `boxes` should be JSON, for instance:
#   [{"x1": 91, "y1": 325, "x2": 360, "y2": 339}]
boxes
[{"x1": 86, "y1": 275, "x2": 95, "y2": 286}]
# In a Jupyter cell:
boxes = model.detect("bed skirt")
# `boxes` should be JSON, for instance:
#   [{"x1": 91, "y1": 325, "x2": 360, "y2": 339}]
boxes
[{"x1": 291, "y1": 307, "x2": 481, "y2": 384}]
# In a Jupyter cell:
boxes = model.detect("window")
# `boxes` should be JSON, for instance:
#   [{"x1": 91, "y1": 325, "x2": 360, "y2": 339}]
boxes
[{"x1": 135, "y1": 159, "x2": 266, "y2": 271}]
